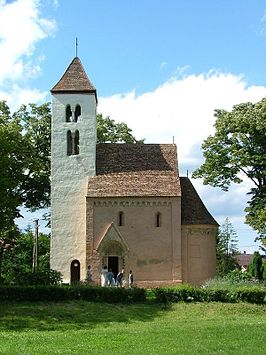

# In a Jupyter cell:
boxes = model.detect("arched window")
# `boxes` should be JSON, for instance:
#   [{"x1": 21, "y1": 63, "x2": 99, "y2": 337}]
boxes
[
  {"x1": 74, "y1": 104, "x2": 81, "y2": 122},
  {"x1": 66, "y1": 105, "x2": 72, "y2": 122},
  {"x1": 118, "y1": 211, "x2": 124, "y2": 226},
  {"x1": 74, "y1": 130, "x2": 79, "y2": 155},
  {"x1": 156, "y1": 212, "x2": 161, "y2": 227},
  {"x1": 67, "y1": 130, "x2": 72, "y2": 155}
]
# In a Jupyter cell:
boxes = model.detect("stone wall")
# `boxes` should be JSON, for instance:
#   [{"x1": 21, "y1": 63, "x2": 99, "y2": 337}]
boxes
[
  {"x1": 50, "y1": 93, "x2": 96, "y2": 283},
  {"x1": 86, "y1": 196, "x2": 182, "y2": 284},
  {"x1": 181, "y1": 225, "x2": 217, "y2": 285}
]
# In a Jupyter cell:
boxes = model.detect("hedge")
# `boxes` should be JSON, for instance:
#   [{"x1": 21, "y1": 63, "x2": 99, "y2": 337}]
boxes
[
  {"x1": 153, "y1": 285, "x2": 266, "y2": 305},
  {"x1": 0, "y1": 285, "x2": 146, "y2": 303}
]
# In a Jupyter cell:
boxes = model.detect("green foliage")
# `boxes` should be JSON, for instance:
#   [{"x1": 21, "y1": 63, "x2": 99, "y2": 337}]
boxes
[
  {"x1": 1, "y1": 230, "x2": 51, "y2": 284},
  {"x1": 153, "y1": 284, "x2": 266, "y2": 305},
  {"x1": 13, "y1": 103, "x2": 51, "y2": 210},
  {"x1": 96, "y1": 113, "x2": 144, "y2": 143},
  {"x1": 203, "y1": 274, "x2": 265, "y2": 289},
  {"x1": 225, "y1": 269, "x2": 253, "y2": 283},
  {"x1": 0, "y1": 101, "x2": 51, "y2": 279},
  {"x1": 154, "y1": 285, "x2": 206, "y2": 304},
  {"x1": 216, "y1": 218, "x2": 239, "y2": 276},
  {"x1": 248, "y1": 251, "x2": 264, "y2": 281},
  {"x1": 0, "y1": 284, "x2": 146, "y2": 303},
  {"x1": 192, "y1": 98, "x2": 266, "y2": 245}
]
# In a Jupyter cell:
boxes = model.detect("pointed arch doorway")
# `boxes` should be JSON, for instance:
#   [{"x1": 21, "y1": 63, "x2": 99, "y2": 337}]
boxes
[{"x1": 96, "y1": 223, "x2": 129, "y2": 279}]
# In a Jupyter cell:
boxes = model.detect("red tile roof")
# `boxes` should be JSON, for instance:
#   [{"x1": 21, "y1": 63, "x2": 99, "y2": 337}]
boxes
[
  {"x1": 87, "y1": 144, "x2": 180, "y2": 197},
  {"x1": 180, "y1": 177, "x2": 218, "y2": 225},
  {"x1": 51, "y1": 57, "x2": 97, "y2": 98}
]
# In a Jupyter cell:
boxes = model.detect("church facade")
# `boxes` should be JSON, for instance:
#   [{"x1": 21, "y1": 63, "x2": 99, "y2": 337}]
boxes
[{"x1": 50, "y1": 57, "x2": 218, "y2": 286}]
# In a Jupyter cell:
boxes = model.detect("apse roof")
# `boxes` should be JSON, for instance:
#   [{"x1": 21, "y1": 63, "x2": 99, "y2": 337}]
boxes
[{"x1": 180, "y1": 177, "x2": 218, "y2": 225}]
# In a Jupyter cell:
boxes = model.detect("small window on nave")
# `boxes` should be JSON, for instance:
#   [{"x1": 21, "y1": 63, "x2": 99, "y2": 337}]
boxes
[
  {"x1": 118, "y1": 211, "x2": 124, "y2": 226},
  {"x1": 74, "y1": 104, "x2": 81, "y2": 122},
  {"x1": 156, "y1": 212, "x2": 161, "y2": 227},
  {"x1": 66, "y1": 105, "x2": 72, "y2": 122}
]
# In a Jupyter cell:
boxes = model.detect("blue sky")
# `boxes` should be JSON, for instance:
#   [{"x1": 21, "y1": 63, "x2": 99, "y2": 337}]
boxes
[{"x1": 1, "y1": 0, "x2": 266, "y2": 252}]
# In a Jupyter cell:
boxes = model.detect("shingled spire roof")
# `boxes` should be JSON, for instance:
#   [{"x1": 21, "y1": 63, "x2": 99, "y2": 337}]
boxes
[{"x1": 51, "y1": 57, "x2": 97, "y2": 99}]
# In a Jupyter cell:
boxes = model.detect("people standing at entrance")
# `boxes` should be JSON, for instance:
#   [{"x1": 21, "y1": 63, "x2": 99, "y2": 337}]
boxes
[
  {"x1": 108, "y1": 268, "x2": 114, "y2": 287},
  {"x1": 101, "y1": 266, "x2": 108, "y2": 287},
  {"x1": 86, "y1": 265, "x2": 93, "y2": 285},
  {"x1": 116, "y1": 268, "x2": 124, "y2": 287},
  {"x1": 128, "y1": 270, "x2": 133, "y2": 288}
]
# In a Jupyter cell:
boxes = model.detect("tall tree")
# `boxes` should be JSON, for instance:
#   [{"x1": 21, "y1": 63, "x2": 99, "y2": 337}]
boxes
[
  {"x1": 193, "y1": 97, "x2": 266, "y2": 248},
  {"x1": 248, "y1": 251, "x2": 264, "y2": 281},
  {"x1": 216, "y1": 218, "x2": 239, "y2": 276},
  {"x1": 96, "y1": 114, "x2": 144, "y2": 143}
]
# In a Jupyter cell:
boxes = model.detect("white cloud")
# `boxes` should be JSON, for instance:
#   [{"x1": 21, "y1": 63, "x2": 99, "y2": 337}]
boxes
[
  {"x1": 98, "y1": 71, "x2": 266, "y2": 252},
  {"x1": 0, "y1": 0, "x2": 56, "y2": 107},
  {"x1": 99, "y1": 71, "x2": 266, "y2": 162}
]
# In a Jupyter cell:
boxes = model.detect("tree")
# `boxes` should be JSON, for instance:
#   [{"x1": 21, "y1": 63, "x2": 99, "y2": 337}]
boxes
[
  {"x1": 216, "y1": 218, "x2": 239, "y2": 276},
  {"x1": 0, "y1": 229, "x2": 60, "y2": 285},
  {"x1": 13, "y1": 103, "x2": 51, "y2": 210},
  {"x1": 193, "y1": 97, "x2": 266, "y2": 248},
  {"x1": 96, "y1": 114, "x2": 144, "y2": 143},
  {"x1": 248, "y1": 251, "x2": 264, "y2": 281},
  {"x1": 0, "y1": 102, "x2": 51, "y2": 279}
]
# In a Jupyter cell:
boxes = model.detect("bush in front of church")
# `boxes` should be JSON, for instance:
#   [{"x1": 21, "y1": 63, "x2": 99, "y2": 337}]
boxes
[{"x1": 0, "y1": 284, "x2": 146, "y2": 303}]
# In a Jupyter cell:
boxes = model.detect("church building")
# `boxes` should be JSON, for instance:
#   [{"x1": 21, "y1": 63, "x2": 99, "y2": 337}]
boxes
[{"x1": 50, "y1": 57, "x2": 218, "y2": 286}]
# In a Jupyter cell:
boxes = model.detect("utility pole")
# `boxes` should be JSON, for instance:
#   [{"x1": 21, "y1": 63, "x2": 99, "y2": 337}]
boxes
[{"x1": 32, "y1": 219, "x2": 39, "y2": 272}]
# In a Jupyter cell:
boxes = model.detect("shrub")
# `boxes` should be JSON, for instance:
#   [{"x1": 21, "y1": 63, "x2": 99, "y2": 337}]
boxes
[
  {"x1": 248, "y1": 252, "x2": 264, "y2": 281},
  {"x1": 153, "y1": 284, "x2": 266, "y2": 305},
  {"x1": 13, "y1": 269, "x2": 62, "y2": 286},
  {"x1": 154, "y1": 285, "x2": 206, "y2": 304},
  {"x1": 0, "y1": 285, "x2": 146, "y2": 303}
]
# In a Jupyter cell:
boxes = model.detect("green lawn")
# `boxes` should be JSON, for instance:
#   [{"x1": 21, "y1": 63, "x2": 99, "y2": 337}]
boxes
[{"x1": 0, "y1": 301, "x2": 265, "y2": 354}]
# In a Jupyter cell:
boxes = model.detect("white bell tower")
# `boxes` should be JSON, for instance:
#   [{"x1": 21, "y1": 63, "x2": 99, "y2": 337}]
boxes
[{"x1": 50, "y1": 57, "x2": 97, "y2": 283}]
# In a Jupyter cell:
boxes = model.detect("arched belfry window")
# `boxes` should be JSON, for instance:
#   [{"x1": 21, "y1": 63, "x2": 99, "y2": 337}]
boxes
[
  {"x1": 118, "y1": 211, "x2": 124, "y2": 226},
  {"x1": 66, "y1": 105, "x2": 72, "y2": 122},
  {"x1": 156, "y1": 212, "x2": 161, "y2": 227},
  {"x1": 74, "y1": 130, "x2": 79, "y2": 155},
  {"x1": 67, "y1": 130, "x2": 72, "y2": 155},
  {"x1": 74, "y1": 104, "x2": 81, "y2": 122}
]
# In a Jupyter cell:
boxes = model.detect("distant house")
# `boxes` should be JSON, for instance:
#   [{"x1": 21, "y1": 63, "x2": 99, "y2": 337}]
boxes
[
  {"x1": 236, "y1": 252, "x2": 253, "y2": 271},
  {"x1": 50, "y1": 57, "x2": 218, "y2": 286}
]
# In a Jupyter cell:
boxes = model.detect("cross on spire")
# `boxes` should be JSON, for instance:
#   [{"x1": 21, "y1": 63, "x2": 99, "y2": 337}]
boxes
[{"x1": 75, "y1": 37, "x2": 78, "y2": 57}]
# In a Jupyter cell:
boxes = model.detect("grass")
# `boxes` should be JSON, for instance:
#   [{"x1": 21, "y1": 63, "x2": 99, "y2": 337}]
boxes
[{"x1": 0, "y1": 300, "x2": 266, "y2": 354}]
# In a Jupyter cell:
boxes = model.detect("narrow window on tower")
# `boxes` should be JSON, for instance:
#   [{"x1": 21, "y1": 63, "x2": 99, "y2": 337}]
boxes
[
  {"x1": 156, "y1": 212, "x2": 161, "y2": 227},
  {"x1": 118, "y1": 211, "x2": 124, "y2": 226},
  {"x1": 66, "y1": 105, "x2": 72, "y2": 122},
  {"x1": 74, "y1": 130, "x2": 79, "y2": 155},
  {"x1": 67, "y1": 130, "x2": 73, "y2": 155},
  {"x1": 74, "y1": 104, "x2": 81, "y2": 122}
]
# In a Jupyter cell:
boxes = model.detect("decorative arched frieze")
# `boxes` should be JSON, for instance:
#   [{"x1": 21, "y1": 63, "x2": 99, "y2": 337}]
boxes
[
  {"x1": 93, "y1": 200, "x2": 172, "y2": 208},
  {"x1": 182, "y1": 227, "x2": 214, "y2": 237}
]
